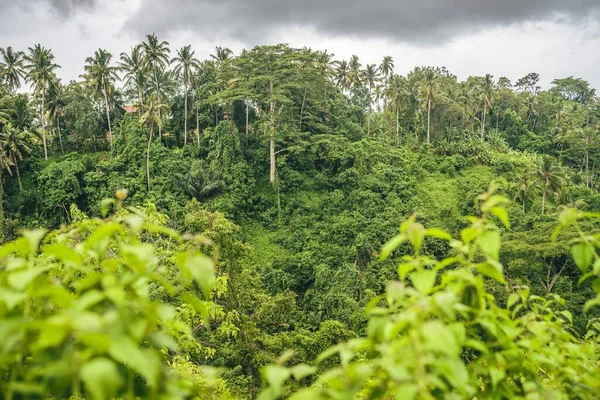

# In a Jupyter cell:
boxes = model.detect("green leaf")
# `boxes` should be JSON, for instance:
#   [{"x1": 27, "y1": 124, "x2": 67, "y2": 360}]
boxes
[
  {"x1": 80, "y1": 358, "x2": 123, "y2": 400},
  {"x1": 263, "y1": 365, "x2": 290, "y2": 396},
  {"x1": 409, "y1": 269, "x2": 436, "y2": 294},
  {"x1": 476, "y1": 230, "x2": 501, "y2": 261},
  {"x1": 507, "y1": 293, "x2": 519, "y2": 309},
  {"x1": 422, "y1": 321, "x2": 460, "y2": 356},
  {"x1": 571, "y1": 243, "x2": 593, "y2": 272},
  {"x1": 179, "y1": 253, "x2": 214, "y2": 299},
  {"x1": 592, "y1": 279, "x2": 600, "y2": 295},
  {"x1": 379, "y1": 234, "x2": 405, "y2": 261},
  {"x1": 290, "y1": 364, "x2": 316, "y2": 380},
  {"x1": 559, "y1": 310, "x2": 573, "y2": 324},
  {"x1": 108, "y1": 337, "x2": 161, "y2": 387},
  {"x1": 22, "y1": 229, "x2": 47, "y2": 254},
  {"x1": 490, "y1": 206, "x2": 510, "y2": 229},
  {"x1": 425, "y1": 228, "x2": 452, "y2": 240},
  {"x1": 476, "y1": 262, "x2": 506, "y2": 284}
]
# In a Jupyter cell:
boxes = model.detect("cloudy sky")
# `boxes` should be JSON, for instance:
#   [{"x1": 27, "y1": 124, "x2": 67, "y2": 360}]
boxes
[{"x1": 1, "y1": 0, "x2": 600, "y2": 89}]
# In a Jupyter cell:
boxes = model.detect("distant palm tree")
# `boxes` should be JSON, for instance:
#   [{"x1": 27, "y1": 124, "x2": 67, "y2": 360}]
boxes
[
  {"x1": 46, "y1": 79, "x2": 66, "y2": 153},
  {"x1": 140, "y1": 93, "x2": 169, "y2": 191},
  {"x1": 0, "y1": 138, "x2": 13, "y2": 238},
  {"x1": 210, "y1": 46, "x2": 233, "y2": 66},
  {"x1": 118, "y1": 45, "x2": 146, "y2": 107},
  {"x1": 348, "y1": 55, "x2": 362, "y2": 87},
  {"x1": 384, "y1": 74, "x2": 409, "y2": 143},
  {"x1": 142, "y1": 34, "x2": 170, "y2": 71},
  {"x1": 83, "y1": 49, "x2": 118, "y2": 146},
  {"x1": 334, "y1": 60, "x2": 352, "y2": 91},
  {"x1": 24, "y1": 44, "x2": 60, "y2": 160},
  {"x1": 0, "y1": 91, "x2": 11, "y2": 124},
  {"x1": 172, "y1": 45, "x2": 200, "y2": 145},
  {"x1": 476, "y1": 74, "x2": 496, "y2": 140},
  {"x1": 1, "y1": 123, "x2": 32, "y2": 191},
  {"x1": 0, "y1": 47, "x2": 25, "y2": 92},
  {"x1": 361, "y1": 64, "x2": 381, "y2": 135},
  {"x1": 533, "y1": 155, "x2": 566, "y2": 215},
  {"x1": 512, "y1": 168, "x2": 536, "y2": 213},
  {"x1": 147, "y1": 68, "x2": 176, "y2": 141},
  {"x1": 12, "y1": 95, "x2": 34, "y2": 130},
  {"x1": 378, "y1": 56, "x2": 394, "y2": 83},
  {"x1": 419, "y1": 69, "x2": 439, "y2": 144}
]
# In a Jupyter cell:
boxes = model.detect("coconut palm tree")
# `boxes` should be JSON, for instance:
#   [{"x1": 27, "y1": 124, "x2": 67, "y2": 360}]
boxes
[
  {"x1": 1, "y1": 123, "x2": 32, "y2": 191},
  {"x1": 140, "y1": 93, "x2": 169, "y2": 191},
  {"x1": 361, "y1": 64, "x2": 381, "y2": 136},
  {"x1": 141, "y1": 33, "x2": 170, "y2": 82},
  {"x1": 378, "y1": 56, "x2": 394, "y2": 83},
  {"x1": 118, "y1": 45, "x2": 146, "y2": 107},
  {"x1": 384, "y1": 74, "x2": 409, "y2": 144},
  {"x1": 0, "y1": 91, "x2": 11, "y2": 125},
  {"x1": 348, "y1": 55, "x2": 362, "y2": 87},
  {"x1": 46, "y1": 79, "x2": 66, "y2": 153},
  {"x1": 0, "y1": 47, "x2": 25, "y2": 92},
  {"x1": 419, "y1": 69, "x2": 439, "y2": 144},
  {"x1": 476, "y1": 74, "x2": 496, "y2": 140},
  {"x1": 83, "y1": 49, "x2": 119, "y2": 145},
  {"x1": 147, "y1": 68, "x2": 176, "y2": 142},
  {"x1": 171, "y1": 45, "x2": 200, "y2": 146},
  {"x1": 23, "y1": 44, "x2": 59, "y2": 160},
  {"x1": 533, "y1": 155, "x2": 566, "y2": 215},
  {"x1": 334, "y1": 60, "x2": 352, "y2": 91},
  {"x1": 210, "y1": 46, "x2": 233, "y2": 66},
  {"x1": 511, "y1": 168, "x2": 536, "y2": 214}
]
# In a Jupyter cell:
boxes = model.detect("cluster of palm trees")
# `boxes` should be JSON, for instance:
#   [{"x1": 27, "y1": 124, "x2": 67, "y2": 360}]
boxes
[{"x1": 513, "y1": 155, "x2": 567, "y2": 214}]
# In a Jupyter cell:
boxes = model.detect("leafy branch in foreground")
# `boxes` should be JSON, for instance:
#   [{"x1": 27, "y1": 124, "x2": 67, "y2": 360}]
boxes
[
  {"x1": 259, "y1": 186, "x2": 600, "y2": 399},
  {"x1": 0, "y1": 192, "x2": 229, "y2": 399}
]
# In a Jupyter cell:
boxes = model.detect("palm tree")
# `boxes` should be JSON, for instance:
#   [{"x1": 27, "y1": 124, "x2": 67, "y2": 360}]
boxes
[
  {"x1": 533, "y1": 155, "x2": 566, "y2": 215},
  {"x1": 0, "y1": 47, "x2": 25, "y2": 92},
  {"x1": 171, "y1": 45, "x2": 200, "y2": 146},
  {"x1": 419, "y1": 69, "x2": 439, "y2": 144},
  {"x1": 118, "y1": 45, "x2": 146, "y2": 107},
  {"x1": 348, "y1": 55, "x2": 362, "y2": 87},
  {"x1": 378, "y1": 56, "x2": 394, "y2": 83},
  {"x1": 476, "y1": 74, "x2": 496, "y2": 140},
  {"x1": 24, "y1": 44, "x2": 59, "y2": 160},
  {"x1": 334, "y1": 60, "x2": 352, "y2": 91},
  {"x1": 147, "y1": 68, "x2": 175, "y2": 142},
  {"x1": 0, "y1": 91, "x2": 11, "y2": 124},
  {"x1": 384, "y1": 75, "x2": 409, "y2": 144},
  {"x1": 361, "y1": 64, "x2": 381, "y2": 135},
  {"x1": 140, "y1": 93, "x2": 169, "y2": 191},
  {"x1": 512, "y1": 168, "x2": 536, "y2": 214},
  {"x1": 210, "y1": 46, "x2": 233, "y2": 66},
  {"x1": 141, "y1": 33, "x2": 171, "y2": 87},
  {"x1": 1, "y1": 124, "x2": 31, "y2": 191},
  {"x1": 46, "y1": 79, "x2": 65, "y2": 153},
  {"x1": 83, "y1": 49, "x2": 118, "y2": 146}
]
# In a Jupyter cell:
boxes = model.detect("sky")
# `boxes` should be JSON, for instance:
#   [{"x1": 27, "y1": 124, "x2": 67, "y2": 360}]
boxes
[{"x1": 1, "y1": 0, "x2": 600, "y2": 89}]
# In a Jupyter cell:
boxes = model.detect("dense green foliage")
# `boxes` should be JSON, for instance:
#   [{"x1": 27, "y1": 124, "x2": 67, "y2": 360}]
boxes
[{"x1": 1, "y1": 38, "x2": 600, "y2": 398}]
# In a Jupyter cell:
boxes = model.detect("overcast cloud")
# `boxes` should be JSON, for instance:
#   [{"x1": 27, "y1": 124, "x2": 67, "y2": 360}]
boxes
[{"x1": 1, "y1": 0, "x2": 600, "y2": 89}]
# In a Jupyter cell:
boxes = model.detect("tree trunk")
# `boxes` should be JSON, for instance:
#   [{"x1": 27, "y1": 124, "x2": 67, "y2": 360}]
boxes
[
  {"x1": 541, "y1": 184, "x2": 547, "y2": 215},
  {"x1": 586, "y1": 135, "x2": 590, "y2": 187},
  {"x1": 184, "y1": 82, "x2": 188, "y2": 146},
  {"x1": 41, "y1": 87, "x2": 48, "y2": 160},
  {"x1": 269, "y1": 81, "x2": 276, "y2": 184},
  {"x1": 245, "y1": 101, "x2": 249, "y2": 146},
  {"x1": 103, "y1": 80, "x2": 113, "y2": 151},
  {"x1": 481, "y1": 103, "x2": 487, "y2": 141},
  {"x1": 15, "y1": 161, "x2": 22, "y2": 193},
  {"x1": 196, "y1": 106, "x2": 200, "y2": 147},
  {"x1": 57, "y1": 118, "x2": 64, "y2": 154},
  {"x1": 396, "y1": 106, "x2": 400, "y2": 146},
  {"x1": 299, "y1": 88, "x2": 307, "y2": 129},
  {"x1": 0, "y1": 174, "x2": 4, "y2": 240},
  {"x1": 426, "y1": 98, "x2": 431, "y2": 144},
  {"x1": 158, "y1": 110, "x2": 162, "y2": 141},
  {"x1": 147, "y1": 121, "x2": 153, "y2": 191}
]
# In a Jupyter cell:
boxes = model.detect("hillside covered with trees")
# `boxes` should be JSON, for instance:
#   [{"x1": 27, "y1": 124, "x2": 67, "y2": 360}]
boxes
[{"x1": 1, "y1": 36, "x2": 600, "y2": 398}]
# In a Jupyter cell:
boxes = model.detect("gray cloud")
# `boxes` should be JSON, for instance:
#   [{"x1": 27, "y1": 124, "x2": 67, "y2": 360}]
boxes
[
  {"x1": 0, "y1": 0, "x2": 100, "y2": 17},
  {"x1": 120, "y1": 0, "x2": 600, "y2": 44}
]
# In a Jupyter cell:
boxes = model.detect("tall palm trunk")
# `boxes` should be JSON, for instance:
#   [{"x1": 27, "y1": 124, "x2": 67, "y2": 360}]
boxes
[
  {"x1": 41, "y1": 86, "x2": 48, "y2": 160},
  {"x1": 245, "y1": 101, "x2": 249, "y2": 146},
  {"x1": 184, "y1": 82, "x2": 188, "y2": 146},
  {"x1": 14, "y1": 160, "x2": 22, "y2": 192},
  {"x1": 196, "y1": 106, "x2": 200, "y2": 147},
  {"x1": 103, "y1": 80, "x2": 113, "y2": 150},
  {"x1": 299, "y1": 88, "x2": 307, "y2": 129},
  {"x1": 585, "y1": 134, "x2": 590, "y2": 187},
  {"x1": 541, "y1": 182, "x2": 548, "y2": 215},
  {"x1": 147, "y1": 121, "x2": 153, "y2": 191},
  {"x1": 481, "y1": 103, "x2": 487, "y2": 141},
  {"x1": 56, "y1": 119, "x2": 64, "y2": 154},
  {"x1": 395, "y1": 106, "x2": 400, "y2": 145},
  {"x1": 426, "y1": 98, "x2": 431, "y2": 144},
  {"x1": 269, "y1": 81, "x2": 276, "y2": 184}
]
